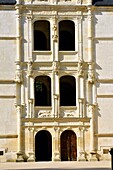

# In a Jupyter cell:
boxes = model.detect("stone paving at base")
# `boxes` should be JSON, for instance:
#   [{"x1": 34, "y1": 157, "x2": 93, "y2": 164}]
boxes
[{"x1": 0, "y1": 161, "x2": 111, "y2": 170}]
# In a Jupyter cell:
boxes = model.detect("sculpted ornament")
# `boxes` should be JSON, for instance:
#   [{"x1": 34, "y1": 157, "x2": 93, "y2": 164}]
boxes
[
  {"x1": 77, "y1": 60, "x2": 84, "y2": 77},
  {"x1": 52, "y1": 25, "x2": 58, "y2": 42},
  {"x1": 52, "y1": 61, "x2": 60, "y2": 74},
  {"x1": 27, "y1": 60, "x2": 33, "y2": 76},
  {"x1": 15, "y1": 70, "x2": 22, "y2": 83},
  {"x1": 88, "y1": 71, "x2": 95, "y2": 83}
]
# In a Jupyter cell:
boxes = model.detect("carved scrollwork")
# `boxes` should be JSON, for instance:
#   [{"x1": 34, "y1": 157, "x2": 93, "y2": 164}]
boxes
[
  {"x1": 38, "y1": 110, "x2": 51, "y2": 117},
  {"x1": 63, "y1": 110, "x2": 75, "y2": 117}
]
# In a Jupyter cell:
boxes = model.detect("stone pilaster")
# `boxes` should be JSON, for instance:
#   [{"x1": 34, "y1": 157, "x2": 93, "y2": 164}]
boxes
[
  {"x1": 27, "y1": 127, "x2": 35, "y2": 162},
  {"x1": 88, "y1": 104, "x2": 97, "y2": 161},
  {"x1": 16, "y1": 105, "x2": 24, "y2": 162},
  {"x1": 53, "y1": 127, "x2": 60, "y2": 161},
  {"x1": 52, "y1": 61, "x2": 60, "y2": 118},
  {"x1": 27, "y1": 12, "x2": 33, "y2": 61},
  {"x1": 78, "y1": 127, "x2": 87, "y2": 161}
]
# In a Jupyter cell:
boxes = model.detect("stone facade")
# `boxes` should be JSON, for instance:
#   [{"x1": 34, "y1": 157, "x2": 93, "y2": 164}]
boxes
[{"x1": 0, "y1": 0, "x2": 113, "y2": 162}]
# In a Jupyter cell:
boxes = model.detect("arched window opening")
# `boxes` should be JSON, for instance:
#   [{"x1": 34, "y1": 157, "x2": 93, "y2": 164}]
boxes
[
  {"x1": 34, "y1": 76, "x2": 51, "y2": 106},
  {"x1": 34, "y1": 20, "x2": 50, "y2": 51},
  {"x1": 61, "y1": 130, "x2": 77, "y2": 161},
  {"x1": 60, "y1": 76, "x2": 76, "y2": 106},
  {"x1": 59, "y1": 20, "x2": 75, "y2": 51},
  {"x1": 35, "y1": 130, "x2": 52, "y2": 161}
]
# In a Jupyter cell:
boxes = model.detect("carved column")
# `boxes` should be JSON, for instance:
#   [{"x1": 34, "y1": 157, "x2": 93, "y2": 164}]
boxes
[
  {"x1": 16, "y1": 105, "x2": 24, "y2": 162},
  {"x1": 27, "y1": 127, "x2": 35, "y2": 162},
  {"x1": 87, "y1": 7, "x2": 97, "y2": 161},
  {"x1": 53, "y1": 127, "x2": 60, "y2": 161},
  {"x1": 27, "y1": 13, "x2": 33, "y2": 61},
  {"x1": 52, "y1": 16, "x2": 58, "y2": 61},
  {"x1": 78, "y1": 127, "x2": 87, "y2": 161},
  {"x1": 27, "y1": 61, "x2": 34, "y2": 118},
  {"x1": 15, "y1": 5, "x2": 24, "y2": 162},
  {"x1": 52, "y1": 61, "x2": 60, "y2": 118},
  {"x1": 89, "y1": 104, "x2": 97, "y2": 161}
]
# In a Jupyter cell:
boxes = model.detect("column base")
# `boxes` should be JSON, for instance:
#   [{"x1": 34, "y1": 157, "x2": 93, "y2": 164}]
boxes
[
  {"x1": 16, "y1": 151, "x2": 24, "y2": 162},
  {"x1": 27, "y1": 152, "x2": 35, "y2": 162},
  {"x1": 78, "y1": 151, "x2": 88, "y2": 161},
  {"x1": 89, "y1": 151, "x2": 98, "y2": 161},
  {"x1": 53, "y1": 151, "x2": 60, "y2": 161}
]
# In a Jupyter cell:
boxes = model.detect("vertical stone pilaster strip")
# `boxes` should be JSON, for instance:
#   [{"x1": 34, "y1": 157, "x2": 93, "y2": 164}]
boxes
[
  {"x1": 27, "y1": 12, "x2": 33, "y2": 61},
  {"x1": 15, "y1": 4, "x2": 24, "y2": 162}
]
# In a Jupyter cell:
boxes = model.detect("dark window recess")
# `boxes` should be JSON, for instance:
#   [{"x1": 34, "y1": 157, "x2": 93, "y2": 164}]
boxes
[
  {"x1": 60, "y1": 76, "x2": 76, "y2": 106},
  {"x1": 0, "y1": 0, "x2": 16, "y2": 4},
  {"x1": 34, "y1": 76, "x2": 51, "y2": 106},
  {"x1": 92, "y1": 0, "x2": 113, "y2": 6},
  {"x1": 0, "y1": 151, "x2": 3, "y2": 155},
  {"x1": 59, "y1": 20, "x2": 75, "y2": 51},
  {"x1": 34, "y1": 20, "x2": 50, "y2": 51}
]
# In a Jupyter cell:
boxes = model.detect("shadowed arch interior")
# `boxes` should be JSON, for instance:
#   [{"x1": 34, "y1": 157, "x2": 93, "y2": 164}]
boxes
[
  {"x1": 60, "y1": 75, "x2": 76, "y2": 106},
  {"x1": 59, "y1": 20, "x2": 75, "y2": 51},
  {"x1": 35, "y1": 130, "x2": 52, "y2": 161},
  {"x1": 34, "y1": 76, "x2": 51, "y2": 106},
  {"x1": 34, "y1": 20, "x2": 50, "y2": 51},
  {"x1": 61, "y1": 130, "x2": 77, "y2": 161}
]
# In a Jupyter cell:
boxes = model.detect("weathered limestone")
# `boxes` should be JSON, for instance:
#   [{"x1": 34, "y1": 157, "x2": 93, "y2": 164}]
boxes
[{"x1": 0, "y1": 0, "x2": 113, "y2": 162}]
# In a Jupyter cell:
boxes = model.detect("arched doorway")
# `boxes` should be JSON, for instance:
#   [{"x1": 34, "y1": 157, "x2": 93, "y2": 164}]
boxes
[
  {"x1": 61, "y1": 130, "x2": 77, "y2": 161},
  {"x1": 35, "y1": 130, "x2": 52, "y2": 161}
]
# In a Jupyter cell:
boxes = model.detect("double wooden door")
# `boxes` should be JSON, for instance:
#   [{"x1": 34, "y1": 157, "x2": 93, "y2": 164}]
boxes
[{"x1": 61, "y1": 130, "x2": 77, "y2": 161}]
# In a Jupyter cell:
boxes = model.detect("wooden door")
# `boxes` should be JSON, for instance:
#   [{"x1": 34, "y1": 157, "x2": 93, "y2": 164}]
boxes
[{"x1": 61, "y1": 130, "x2": 77, "y2": 161}]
